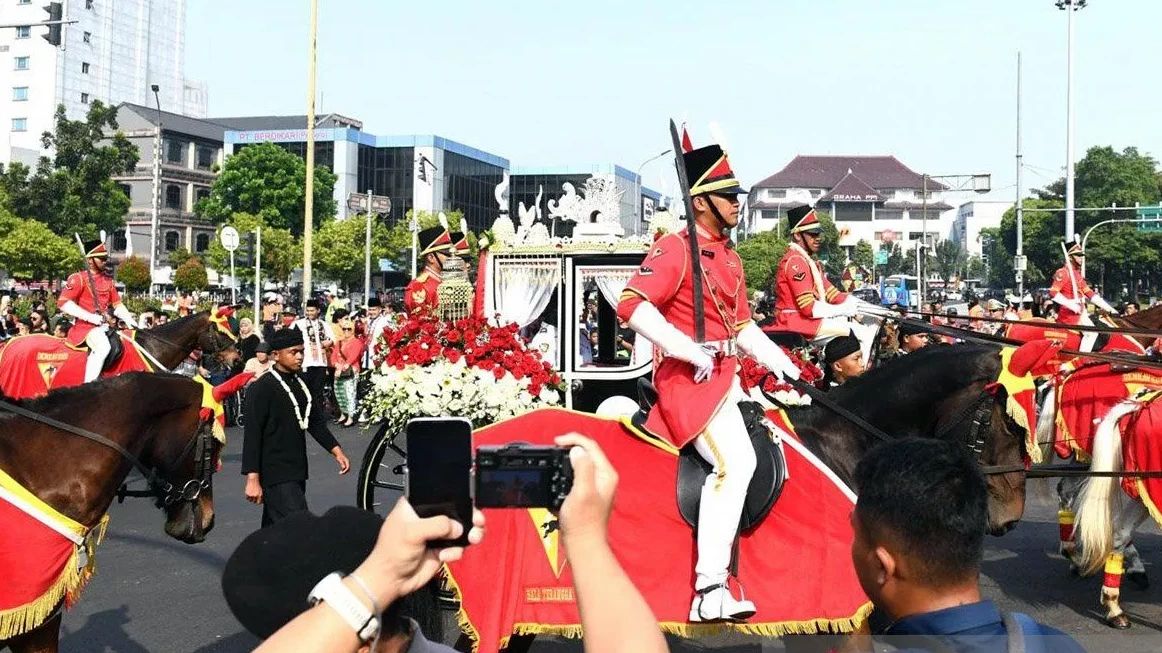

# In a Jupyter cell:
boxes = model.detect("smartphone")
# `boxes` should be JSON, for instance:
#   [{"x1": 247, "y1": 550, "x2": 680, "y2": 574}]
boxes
[{"x1": 405, "y1": 417, "x2": 473, "y2": 547}]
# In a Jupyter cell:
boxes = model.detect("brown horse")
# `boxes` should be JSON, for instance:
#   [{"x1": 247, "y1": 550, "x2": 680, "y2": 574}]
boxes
[
  {"x1": 1115, "y1": 303, "x2": 1162, "y2": 350},
  {"x1": 0, "y1": 373, "x2": 215, "y2": 653}
]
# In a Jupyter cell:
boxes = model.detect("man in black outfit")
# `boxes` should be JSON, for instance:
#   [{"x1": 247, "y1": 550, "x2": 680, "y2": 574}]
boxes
[{"x1": 242, "y1": 328, "x2": 351, "y2": 526}]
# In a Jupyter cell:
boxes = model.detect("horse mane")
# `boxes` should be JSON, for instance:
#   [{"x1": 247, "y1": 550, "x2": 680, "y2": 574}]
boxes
[
  {"x1": 145, "y1": 310, "x2": 210, "y2": 338},
  {"x1": 0, "y1": 372, "x2": 195, "y2": 415},
  {"x1": 827, "y1": 343, "x2": 1000, "y2": 416}
]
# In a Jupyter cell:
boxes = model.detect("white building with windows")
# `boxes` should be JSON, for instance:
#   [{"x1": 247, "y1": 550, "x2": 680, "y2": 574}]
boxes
[
  {"x1": 951, "y1": 200, "x2": 1011, "y2": 257},
  {"x1": 746, "y1": 155, "x2": 955, "y2": 254},
  {"x1": 1, "y1": 0, "x2": 205, "y2": 168}
]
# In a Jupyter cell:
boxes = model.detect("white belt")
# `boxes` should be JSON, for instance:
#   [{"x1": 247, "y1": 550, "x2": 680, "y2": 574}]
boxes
[{"x1": 700, "y1": 338, "x2": 737, "y2": 357}]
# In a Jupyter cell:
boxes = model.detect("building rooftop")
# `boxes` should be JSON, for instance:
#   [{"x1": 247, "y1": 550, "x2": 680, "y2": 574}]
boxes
[
  {"x1": 117, "y1": 103, "x2": 232, "y2": 142},
  {"x1": 754, "y1": 155, "x2": 947, "y2": 191},
  {"x1": 819, "y1": 170, "x2": 885, "y2": 202}
]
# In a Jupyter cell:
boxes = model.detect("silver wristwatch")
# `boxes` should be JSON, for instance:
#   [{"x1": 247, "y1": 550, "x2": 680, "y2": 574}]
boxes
[{"x1": 307, "y1": 572, "x2": 380, "y2": 643}]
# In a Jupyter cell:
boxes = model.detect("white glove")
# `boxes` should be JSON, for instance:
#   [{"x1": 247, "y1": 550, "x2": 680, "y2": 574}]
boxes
[
  {"x1": 1091, "y1": 295, "x2": 1117, "y2": 315},
  {"x1": 853, "y1": 299, "x2": 894, "y2": 319},
  {"x1": 1050, "y1": 293, "x2": 1081, "y2": 314},
  {"x1": 60, "y1": 300, "x2": 104, "y2": 326},
  {"x1": 811, "y1": 299, "x2": 852, "y2": 319},
  {"x1": 626, "y1": 302, "x2": 714, "y2": 383},
  {"x1": 736, "y1": 323, "x2": 800, "y2": 381},
  {"x1": 113, "y1": 304, "x2": 138, "y2": 329}
]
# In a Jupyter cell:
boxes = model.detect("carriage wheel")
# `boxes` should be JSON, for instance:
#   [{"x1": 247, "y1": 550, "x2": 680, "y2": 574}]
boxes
[{"x1": 356, "y1": 421, "x2": 407, "y2": 513}]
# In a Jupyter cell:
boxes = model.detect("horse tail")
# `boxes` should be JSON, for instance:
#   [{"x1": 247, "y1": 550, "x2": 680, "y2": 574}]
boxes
[
  {"x1": 1035, "y1": 387, "x2": 1056, "y2": 462},
  {"x1": 1073, "y1": 399, "x2": 1140, "y2": 575}
]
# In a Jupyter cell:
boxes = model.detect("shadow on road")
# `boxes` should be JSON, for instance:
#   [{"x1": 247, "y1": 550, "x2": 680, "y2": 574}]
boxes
[
  {"x1": 60, "y1": 605, "x2": 149, "y2": 653},
  {"x1": 104, "y1": 530, "x2": 228, "y2": 569},
  {"x1": 189, "y1": 631, "x2": 261, "y2": 653}
]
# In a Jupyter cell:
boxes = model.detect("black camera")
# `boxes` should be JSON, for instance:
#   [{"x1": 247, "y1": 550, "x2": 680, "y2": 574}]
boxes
[{"x1": 474, "y1": 443, "x2": 573, "y2": 512}]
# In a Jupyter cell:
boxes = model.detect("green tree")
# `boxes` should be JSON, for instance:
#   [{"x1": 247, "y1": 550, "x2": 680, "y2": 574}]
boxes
[
  {"x1": 167, "y1": 246, "x2": 198, "y2": 269},
  {"x1": 996, "y1": 198, "x2": 1063, "y2": 286},
  {"x1": 852, "y1": 239, "x2": 874, "y2": 271},
  {"x1": 115, "y1": 255, "x2": 151, "y2": 293},
  {"x1": 173, "y1": 257, "x2": 209, "y2": 291},
  {"x1": 0, "y1": 102, "x2": 138, "y2": 237},
  {"x1": 196, "y1": 142, "x2": 337, "y2": 236},
  {"x1": 882, "y1": 242, "x2": 909, "y2": 276},
  {"x1": 933, "y1": 240, "x2": 966, "y2": 285},
  {"x1": 205, "y1": 212, "x2": 301, "y2": 285},
  {"x1": 815, "y1": 211, "x2": 844, "y2": 275},
  {"x1": 967, "y1": 255, "x2": 986, "y2": 281},
  {"x1": 0, "y1": 219, "x2": 83, "y2": 280},
  {"x1": 980, "y1": 227, "x2": 1013, "y2": 288},
  {"x1": 735, "y1": 229, "x2": 787, "y2": 293},
  {"x1": 312, "y1": 214, "x2": 398, "y2": 288}
]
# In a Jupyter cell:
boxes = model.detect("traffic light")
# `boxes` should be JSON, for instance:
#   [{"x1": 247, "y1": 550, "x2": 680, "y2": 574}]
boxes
[{"x1": 42, "y1": 3, "x2": 62, "y2": 47}]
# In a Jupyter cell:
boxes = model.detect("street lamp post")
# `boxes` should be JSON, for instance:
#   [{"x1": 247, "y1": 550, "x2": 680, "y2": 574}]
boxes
[
  {"x1": 149, "y1": 84, "x2": 161, "y2": 297},
  {"x1": 636, "y1": 150, "x2": 669, "y2": 235},
  {"x1": 914, "y1": 173, "x2": 991, "y2": 307},
  {"x1": 1057, "y1": 0, "x2": 1087, "y2": 240}
]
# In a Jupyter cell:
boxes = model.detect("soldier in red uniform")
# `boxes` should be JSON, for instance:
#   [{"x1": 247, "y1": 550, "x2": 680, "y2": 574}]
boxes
[
  {"x1": 1049, "y1": 240, "x2": 1117, "y2": 351},
  {"x1": 769, "y1": 206, "x2": 877, "y2": 363},
  {"x1": 404, "y1": 226, "x2": 452, "y2": 316},
  {"x1": 57, "y1": 240, "x2": 139, "y2": 382},
  {"x1": 617, "y1": 141, "x2": 801, "y2": 623}
]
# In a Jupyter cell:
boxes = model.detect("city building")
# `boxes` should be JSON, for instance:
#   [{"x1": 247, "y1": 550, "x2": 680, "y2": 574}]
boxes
[
  {"x1": 109, "y1": 102, "x2": 227, "y2": 275},
  {"x1": 951, "y1": 200, "x2": 1011, "y2": 257},
  {"x1": 1, "y1": 0, "x2": 206, "y2": 167},
  {"x1": 747, "y1": 155, "x2": 954, "y2": 253},
  {"x1": 224, "y1": 125, "x2": 509, "y2": 232},
  {"x1": 509, "y1": 164, "x2": 662, "y2": 236}
]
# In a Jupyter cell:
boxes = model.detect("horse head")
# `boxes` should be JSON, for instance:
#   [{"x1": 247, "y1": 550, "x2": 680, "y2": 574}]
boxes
[{"x1": 145, "y1": 389, "x2": 219, "y2": 544}]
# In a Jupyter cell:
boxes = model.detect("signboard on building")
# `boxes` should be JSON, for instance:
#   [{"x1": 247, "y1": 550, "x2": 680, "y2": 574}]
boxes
[{"x1": 230, "y1": 128, "x2": 338, "y2": 144}]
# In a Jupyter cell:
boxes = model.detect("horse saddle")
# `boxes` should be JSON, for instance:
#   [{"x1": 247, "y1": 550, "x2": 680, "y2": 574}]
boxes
[
  {"x1": 83, "y1": 330, "x2": 125, "y2": 372},
  {"x1": 633, "y1": 379, "x2": 787, "y2": 534}
]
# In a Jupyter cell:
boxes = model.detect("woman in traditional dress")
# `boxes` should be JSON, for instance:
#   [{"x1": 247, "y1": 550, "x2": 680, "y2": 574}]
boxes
[{"x1": 329, "y1": 310, "x2": 365, "y2": 427}]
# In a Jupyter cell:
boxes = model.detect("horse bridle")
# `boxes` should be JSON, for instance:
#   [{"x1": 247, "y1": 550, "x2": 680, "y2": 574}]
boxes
[
  {"x1": 0, "y1": 398, "x2": 214, "y2": 509},
  {"x1": 779, "y1": 377, "x2": 1026, "y2": 476}
]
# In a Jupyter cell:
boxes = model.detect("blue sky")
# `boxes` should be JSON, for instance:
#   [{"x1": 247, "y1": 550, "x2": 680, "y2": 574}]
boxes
[{"x1": 187, "y1": 0, "x2": 1162, "y2": 201}]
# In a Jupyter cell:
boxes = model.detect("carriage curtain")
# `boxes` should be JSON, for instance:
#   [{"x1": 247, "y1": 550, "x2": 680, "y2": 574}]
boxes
[
  {"x1": 492, "y1": 257, "x2": 562, "y2": 329},
  {"x1": 579, "y1": 266, "x2": 653, "y2": 366}
]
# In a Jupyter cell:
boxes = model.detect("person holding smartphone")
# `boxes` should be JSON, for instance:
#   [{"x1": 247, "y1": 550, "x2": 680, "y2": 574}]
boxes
[
  {"x1": 241, "y1": 327, "x2": 350, "y2": 527},
  {"x1": 229, "y1": 435, "x2": 667, "y2": 653}
]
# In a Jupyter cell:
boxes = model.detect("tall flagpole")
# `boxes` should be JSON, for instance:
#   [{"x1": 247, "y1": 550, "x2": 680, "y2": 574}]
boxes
[{"x1": 301, "y1": 0, "x2": 319, "y2": 310}]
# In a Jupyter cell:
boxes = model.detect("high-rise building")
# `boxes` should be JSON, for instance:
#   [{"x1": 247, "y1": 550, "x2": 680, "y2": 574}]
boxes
[{"x1": 1, "y1": 0, "x2": 205, "y2": 167}]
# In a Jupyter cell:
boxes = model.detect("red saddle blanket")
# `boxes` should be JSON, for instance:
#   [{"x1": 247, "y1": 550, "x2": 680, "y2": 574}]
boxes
[
  {"x1": 1120, "y1": 392, "x2": 1162, "y2": 522},
  {"x1": 1054, "y1": 363, "x2": 1162, "y2": 460},
  {"x1": 1005, "y1": 323, "x2": 1144, "y2": 372},
  {"x1": 447, "y1": 407, "x2": 871, "y2": 652},
  {"x1": 0, "y1": 334, "x2": 151, "y2": 400}
]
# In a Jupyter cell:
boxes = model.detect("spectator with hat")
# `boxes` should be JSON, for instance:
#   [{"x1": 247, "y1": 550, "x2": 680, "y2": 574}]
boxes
[
  {"x1": 822, "y1": 332, "x2": 865, "y2": 388},
  {"x1": 241, "y1": 327, "x2": 350, "y2": 527},
  {"x1": 852, "y1": 438, "x2": 1085, "y2": 652},
  {"x1": 897, "y1": 322, "x2": 930, "y2": 355}
]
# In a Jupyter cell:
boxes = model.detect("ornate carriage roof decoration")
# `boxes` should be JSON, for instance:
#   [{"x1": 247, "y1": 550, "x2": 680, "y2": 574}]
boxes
[{"x1": 487, "y1": 173, "x2": 655, "y2": 255}]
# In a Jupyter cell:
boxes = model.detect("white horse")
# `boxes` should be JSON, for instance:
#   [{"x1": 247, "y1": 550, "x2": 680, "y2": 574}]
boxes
[{"x1": 1071, "y1": 396, "x2": 1158, "y2": 629}]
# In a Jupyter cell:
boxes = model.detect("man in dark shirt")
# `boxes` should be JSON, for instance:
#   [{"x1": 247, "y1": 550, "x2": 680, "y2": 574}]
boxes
[
  {"x1": 852, "y1": 439, "x2": 1086, "y2": 653},
  {"x1": 243, "y1": 328, "x2": 351, "y2": 526}
]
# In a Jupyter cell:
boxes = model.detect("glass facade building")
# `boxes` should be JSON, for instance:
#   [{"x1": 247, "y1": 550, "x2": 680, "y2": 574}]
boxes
[{"x1": 357, "y1": 145, "x2": 415, "y2": 225}]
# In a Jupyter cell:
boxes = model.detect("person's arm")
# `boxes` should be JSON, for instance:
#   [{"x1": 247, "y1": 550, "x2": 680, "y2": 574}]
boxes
[
  {"x1": 241, "y1": 380, "x2": 268, "y2": 503},
  {"x1": 255, "y1": 499, "x2": 485, "y2": 653},
  {"x1": 555, "y1": 434, "x2": 668, "y2": 653}
]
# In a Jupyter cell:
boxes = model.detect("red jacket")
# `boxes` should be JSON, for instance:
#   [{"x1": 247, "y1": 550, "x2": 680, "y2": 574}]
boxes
[
  {"x1": 1049, "y1": 263, "x2": 1094, "y2": 325},
  {"x1": 404, "y1": 270, "x2": 442, "y2": 316},
  {"x1": 769, "y1": 244, "x2": 846, "y2": 337},
  {"x1": 58, "y1": 270, "x2": 121, "y2": 345}
]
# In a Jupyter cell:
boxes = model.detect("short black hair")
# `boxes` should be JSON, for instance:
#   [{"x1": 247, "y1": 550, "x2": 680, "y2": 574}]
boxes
[{"x1": 854, "y1": 438, "x2": 987, "y2": 587}]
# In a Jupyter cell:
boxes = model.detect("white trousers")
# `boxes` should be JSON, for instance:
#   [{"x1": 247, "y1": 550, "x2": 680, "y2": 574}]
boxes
[
  {"x1": 84, "y1": 326, "x2": 110, "y2": 382},
  {"x1": 692, "y1": 377, "x2": 757, "y2": 590}
]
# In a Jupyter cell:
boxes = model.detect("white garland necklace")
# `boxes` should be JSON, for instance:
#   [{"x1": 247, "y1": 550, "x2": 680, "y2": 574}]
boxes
[{"x1": 273, "y1": 370, "x2": 312, "y2": 431}]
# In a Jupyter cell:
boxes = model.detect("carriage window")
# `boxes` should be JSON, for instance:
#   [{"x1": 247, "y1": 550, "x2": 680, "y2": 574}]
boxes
[
  {"x1": 574, "y1": 276, "x2": 645, "y2": 370},
  {"x1": 520, "y1": 292, "x2": 560, "y2": 370}
]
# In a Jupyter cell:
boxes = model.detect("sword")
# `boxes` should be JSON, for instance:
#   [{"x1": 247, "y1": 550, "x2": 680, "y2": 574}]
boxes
[
  {"x1": 73, "y1": 234, "x2": 107, "y2": 321},
  {"x1": 669, "y1": 119, "x2": 705, "y2": 343}
]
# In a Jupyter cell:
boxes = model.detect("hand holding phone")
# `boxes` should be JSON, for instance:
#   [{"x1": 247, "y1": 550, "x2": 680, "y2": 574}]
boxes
[{"x1": 405, "y1": 417, "x2": 474, "y2": 548}]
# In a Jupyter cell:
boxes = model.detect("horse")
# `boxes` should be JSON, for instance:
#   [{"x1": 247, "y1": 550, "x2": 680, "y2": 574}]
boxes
[
  {"x1": 1116, "y1": 303, "x2": 1162, "y2": 350},
  {"x1": 436, "y1": 342, "x2": 1035, "y2": 652},
  {"x1": 0, "y1": 310, "x2": 240, "y2": 399},
  {"x1": 786, "y1": 343, "x2": 1031, "y2": 535},
  {"x1": 0, "y1": 373, "x2": 216, "y2": 653},
  {"x1": 1065, "y1": 374, "x2": 1162, "y2": 629}
]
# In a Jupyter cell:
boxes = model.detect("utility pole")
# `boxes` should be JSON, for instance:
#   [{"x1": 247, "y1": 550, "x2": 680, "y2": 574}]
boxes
[
  {"x1": 364, "y1": 189, "x2": 373, "y2": 306},
  {"x1": 253, "y1": 228, "x2": 262, "y2": 326},
  {"x1": 149, "y1": 84, "x2": 162, "y2": 296},
  {"x1": 301, "y1": 0, "x2": 319, "y2": 310},
  {"x1": 1058, "y1": 0, "x2": 1086, "y2": 239},
  {"x1": 1015, "y1": 51, "x2": 1025, "y2": 299}
]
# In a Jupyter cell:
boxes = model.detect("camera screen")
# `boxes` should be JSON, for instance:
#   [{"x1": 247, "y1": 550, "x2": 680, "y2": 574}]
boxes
[{"x1": 476, "y1": 468, "x2": 552, "y2": 508}]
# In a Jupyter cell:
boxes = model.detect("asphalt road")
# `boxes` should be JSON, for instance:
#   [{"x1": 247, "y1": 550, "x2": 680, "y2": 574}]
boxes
[{"x1": 47, "y1": 423, "x2": 1162, "y2": 653}]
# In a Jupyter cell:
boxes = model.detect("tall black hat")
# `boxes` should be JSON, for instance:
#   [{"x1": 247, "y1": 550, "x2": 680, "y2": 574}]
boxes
[
  {"x1": 683, "y1": 144, "x2": 746, "y2": 197},
  {"x1": 787, "y1": 205, "x2": 822, "y2": 235},
  {"x1": 82, "y1": 240, "x2": 108, "y2": 258},
  {"x1": 418, "y1": 226, "x2": 452, "y2": 257}
]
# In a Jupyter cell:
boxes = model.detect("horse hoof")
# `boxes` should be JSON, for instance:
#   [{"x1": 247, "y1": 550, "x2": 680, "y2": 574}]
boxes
[
  {"x1": 1106, "y1": 614, "x2": 1132, "y2": 630},
  {"x1": 1127, "y1": 572, "x2": 1150, "y2": 590}
]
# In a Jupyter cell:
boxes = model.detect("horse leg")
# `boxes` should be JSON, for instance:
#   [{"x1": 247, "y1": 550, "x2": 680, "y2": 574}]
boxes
[
  {"x1": 1056, "y1": 476, "x2": 1082, "y2": 569},
  {"x1": 4, "y1": 611, "x2": 62, "y2": 653},
  {"x1": 1100, "y1": 551, "x2": 1131, "y2": 629},
  {"x1": 1120, "y1": 501, "x2": 1151, "y2": 590}
]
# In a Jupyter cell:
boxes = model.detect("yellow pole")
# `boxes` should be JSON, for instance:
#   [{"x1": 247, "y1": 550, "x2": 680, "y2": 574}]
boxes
[{"x1": 301, "y1": 0, "x2": 319, "y2": 311}]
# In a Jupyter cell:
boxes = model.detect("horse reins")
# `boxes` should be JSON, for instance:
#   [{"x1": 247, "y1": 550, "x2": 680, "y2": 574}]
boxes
[
  {"x1": 894, "y1": 306, "x2": 1162, "y2": 338},
  {"x1": 0, "y1": 398, "x2": 212, "y2": 509}
]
